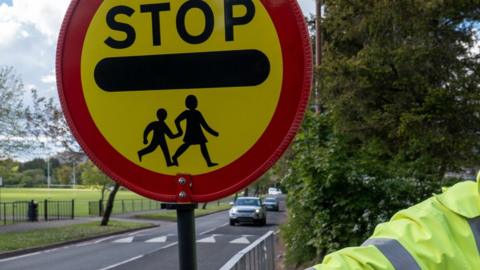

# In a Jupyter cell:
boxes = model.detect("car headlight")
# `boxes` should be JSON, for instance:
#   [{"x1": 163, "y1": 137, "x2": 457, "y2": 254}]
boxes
[
  {"x1": 230, "y1": 208, "x2": 238, "y2": 214},
  {"x1": 255, "y1": 209, "x2": 261, "y2": 213}
]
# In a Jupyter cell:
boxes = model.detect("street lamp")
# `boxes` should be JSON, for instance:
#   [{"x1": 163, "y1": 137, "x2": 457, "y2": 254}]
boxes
[
  {"x1": 47, "y1": 158, "x2": 51, "y2": 188},
  {"x1": 0, "y1": 176, "x2": 3, "y2": 205}
]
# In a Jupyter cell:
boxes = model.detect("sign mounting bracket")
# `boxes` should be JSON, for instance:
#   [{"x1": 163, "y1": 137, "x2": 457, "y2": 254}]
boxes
[{"x1": 176, "y1": 174, "x2": 193, "y2": 203}]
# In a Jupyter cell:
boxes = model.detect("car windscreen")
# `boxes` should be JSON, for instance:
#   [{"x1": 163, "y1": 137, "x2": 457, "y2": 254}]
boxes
[
  {"x1": 265, "y1": 198, "x2": 276, "y2": 203},
  {"x1": 235, "y1": 199, "x2": 260, "y2": 206}
]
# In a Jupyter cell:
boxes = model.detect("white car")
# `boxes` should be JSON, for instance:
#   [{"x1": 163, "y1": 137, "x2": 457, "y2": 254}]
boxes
[
  {"x1": 229, "y1": 197, "x2": 266, "y2": 226},
  {"x1": 268, "y1": 187, "x2": 282, "y2": 195}
]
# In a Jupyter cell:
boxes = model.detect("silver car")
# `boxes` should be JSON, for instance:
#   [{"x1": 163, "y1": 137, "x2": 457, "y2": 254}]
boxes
[
  {"x1": 229, "y1": 197, "x2": 266, "y2": 226},
  {"x1": 264, "y1": 197, "x2": 279, "y2": 211}
]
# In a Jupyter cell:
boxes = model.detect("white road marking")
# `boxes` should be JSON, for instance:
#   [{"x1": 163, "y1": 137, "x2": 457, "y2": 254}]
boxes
[
  {"x1": 113, "y1": 237, "x2": 134, "y2": 243},
  {"x1": 94, "y1": 235, "x2": 120, "y2": 244},
  {"x1": 0, "y1": 252, "x2": 41, "y2": 263},
  {"x1": 75, "y1": 242, "x2": 93, "y2": 247},
  {"x1": 145, "y1": 236, "x2": 167, "y2": 243},
  {"x1": 229, "y1": 237, "x2": 250, "y2": 244},
  {"x1": 97, "y1": 255, "x2": 143, "y2": 270},
  {"x1": 160, "y1": 242, "x2": 178, "y2": 249},
  {"x1": 199, "y1": 222, "x2": 228, "y2": 235},
  {"x1": 197, "y1": 234, "x2": 220, "y2": 243},
  {"x1": 43, "y1": 248, "x2": 59, "y2": 253}
]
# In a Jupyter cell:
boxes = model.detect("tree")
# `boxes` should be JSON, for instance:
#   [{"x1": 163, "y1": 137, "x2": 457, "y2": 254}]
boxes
[
  {"x1": 18, "y1": 169, "x2": 45, "y2": 187},
  {"x1": 0, "y1": 159, "x2": 21, "y2": 186},
  {"x1": 252, "y1": 169, "x2": 276, "y2": 196},
  {"x1": 27, "y1": 90, "x2": 83, "y2": 156},
  {"x1": 320, "y1": 0, "x2": 480, "y2": 178},
  {"x1": 29, "y1": 92, "x2": 120, "y2": 225},
  {"x1": 80, "y1": 160, "x2": 114, "y2": 201},
  {"x1": 55, "y1": 164, "x2": 73, "y2": 185},
  {"x1": 0, "y1": 66, "x2": 31, "y2": 158},
  {"x1": 101, "y1": 183, "x2": 120, "y2": 226},
  {"x1": 80, "y1": 160, "x2": 118, "y2": 225},
  {"x1": 283, "y1": 1, "x2": 480, "y2": 266},
  {"x1": 19, "y1": 158, "x2": 46, "y2": 172}
]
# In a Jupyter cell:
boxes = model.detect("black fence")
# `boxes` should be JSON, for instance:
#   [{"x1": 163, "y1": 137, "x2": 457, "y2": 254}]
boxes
[
  {"x1": 0, "y1": 201, "x2": 30, "y2": 224},
  {"x1": 39, "y1": 200, "x2": 75, "y2": 221},
  {"x1": 0, "y1": 200, "x2": 74, "y2": 225},
  {"x1": 88, "y1": 199, "x2": 162, "y2": 216}
]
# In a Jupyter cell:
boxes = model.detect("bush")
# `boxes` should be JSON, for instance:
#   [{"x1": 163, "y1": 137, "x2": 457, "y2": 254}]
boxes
[
  {"x1": 18, "y1": 169, "x2": 45, "y2": 187},
  {"x1": 282, "y1": 113, "x2": 459, "y2": 266}
]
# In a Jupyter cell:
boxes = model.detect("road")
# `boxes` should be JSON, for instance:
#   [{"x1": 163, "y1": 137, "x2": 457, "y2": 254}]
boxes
[{"x1": 0, "y1": 197, "x2": 286, "y2": 270}]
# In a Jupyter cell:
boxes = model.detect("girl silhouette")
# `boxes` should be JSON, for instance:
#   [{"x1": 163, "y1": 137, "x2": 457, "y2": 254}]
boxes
[{"x1": 172, "y1": 95, "x2": 219, "y2": 167}]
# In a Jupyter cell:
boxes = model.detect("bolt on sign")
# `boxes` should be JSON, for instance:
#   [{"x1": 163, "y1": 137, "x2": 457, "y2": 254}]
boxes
[{"x1": 57, "y1": 0, "x2": 312, "y2": 202}]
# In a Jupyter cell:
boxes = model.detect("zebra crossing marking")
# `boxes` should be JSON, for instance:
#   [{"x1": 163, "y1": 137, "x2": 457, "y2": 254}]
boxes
[
  {"x1": 111, "y1": 234, "x2": 254, "y2": 245},
  {"x1": 145, "y1": 236, "x2": 168, "y2": 243},
  {"x1": 113, "y1": 237, "x2": 134, "y2": 243},
  {"x1": 230, "y1": 237, "x2": 250, "y2": 244},
  {"x1": 197, "y1": 234, "x2": 220, "y2": 243}
]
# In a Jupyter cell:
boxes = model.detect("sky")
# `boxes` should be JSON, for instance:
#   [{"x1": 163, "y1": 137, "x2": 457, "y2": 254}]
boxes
[
  {"x1": 0, "y1": 0, "x2": 315, "y2": 161},
  {"x1": 0, "y1": 0, "x2": 71, "y2": 103},
  {"x1": 0, "y1": 0, "x2": 316, "y2": 104}
]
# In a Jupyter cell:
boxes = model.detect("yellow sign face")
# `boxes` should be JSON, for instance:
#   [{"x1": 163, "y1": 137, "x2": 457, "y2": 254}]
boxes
[{"x1": 81, "y1": 0, "x2": 282, "y2": 175}]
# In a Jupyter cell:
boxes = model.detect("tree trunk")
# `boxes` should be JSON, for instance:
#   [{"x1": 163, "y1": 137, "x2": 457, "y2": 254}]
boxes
[
  {"x1": 254, "y1": 184, "x2": 260, "y2": 196},
  {"x1": 243, "y1": 188, "x2": 249, "y2": 197},
  {"x1": 100, "y1": 184, "x2": 106, "y2": 201},
  {"x1": 99, "y1": 184, "x2": 107, "y2": 216},
  {"x1": 202, "y1": 202, "x2": 208, "y2": 210},
  {"x1": 101, "y1": 183, "x2": 120, "y2": 226}
]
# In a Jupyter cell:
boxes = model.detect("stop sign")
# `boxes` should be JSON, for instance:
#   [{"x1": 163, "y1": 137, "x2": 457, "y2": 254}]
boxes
[{"x1": 57, "y1": 0, "x2": 312, "y2": 202}]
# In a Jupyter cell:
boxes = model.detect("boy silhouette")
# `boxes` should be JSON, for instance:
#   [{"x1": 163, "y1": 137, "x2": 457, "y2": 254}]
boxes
[
  {"x1": 172, "y1": 95, "x2": 219, "y2": 167},
  {"x1": 138, "y1": 108, "x2": 179, "y2": 166}
]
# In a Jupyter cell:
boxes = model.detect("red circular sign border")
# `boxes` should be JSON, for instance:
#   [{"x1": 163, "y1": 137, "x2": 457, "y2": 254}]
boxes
[{"x1": 57, "y1": 0, "x2": 312, "y2": 202}]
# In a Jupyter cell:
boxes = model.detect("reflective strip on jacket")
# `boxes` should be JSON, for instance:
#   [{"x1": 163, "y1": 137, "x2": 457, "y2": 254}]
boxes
[{"x1": 308, "y1": 180, "x2": 480, "y2": 270}]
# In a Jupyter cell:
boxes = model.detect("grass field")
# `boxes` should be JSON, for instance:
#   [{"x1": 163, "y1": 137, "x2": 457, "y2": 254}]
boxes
[
  {"x1": 135, "y1": 202, "x2": 231, "y2": 221},
  {"x1": 0, "y1": 188, "x2": 235, "y2": 217},
  {"x1": 0, "y1": 220, "x2": 153, "y2": 253},
  {"x1": 0, "y1": 187, "x2": 144, "y2": 202},
  {"x1": 0, "y1": 188, "x2": 150, "y2": 217}
]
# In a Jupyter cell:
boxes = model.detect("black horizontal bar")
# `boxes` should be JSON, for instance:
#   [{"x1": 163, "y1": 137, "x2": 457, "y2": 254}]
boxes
[{"x1": 94, "y1": 49, "x2": 270, "y2": 92}]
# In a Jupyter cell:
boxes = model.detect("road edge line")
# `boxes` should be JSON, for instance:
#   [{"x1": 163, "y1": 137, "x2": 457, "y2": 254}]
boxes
[{"x1": 97, "y1": 255, "x2": 144, "y2": 270}]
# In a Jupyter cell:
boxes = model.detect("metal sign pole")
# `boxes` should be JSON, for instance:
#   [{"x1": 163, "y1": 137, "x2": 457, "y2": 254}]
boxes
[
  {"x1": 177, "y1": 204, "x2": 198, "y2": 270},
  {"x1": 162, "y1": 203, "x2": 198, "y2": 270}
]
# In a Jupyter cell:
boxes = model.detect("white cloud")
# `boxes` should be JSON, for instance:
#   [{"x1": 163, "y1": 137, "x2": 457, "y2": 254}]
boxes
[
  {"x1": 0, "y1": 21, "x2": 21, "y2": 47},
  {"x1": 20, "y1": 30, "x2": 29, "y2": 38},
  {"x1": 2, "y1": 0, "x2": 69, "y2": 43},
  {"x1": 0, "y1": 0, "x2": 314, "y2": 107},
  {"x1": 0, "y1": 0, "x2": 69, "y2": 102},
  {"x1": 41, "y1": 73, "x2": 55, "y2": 84}
]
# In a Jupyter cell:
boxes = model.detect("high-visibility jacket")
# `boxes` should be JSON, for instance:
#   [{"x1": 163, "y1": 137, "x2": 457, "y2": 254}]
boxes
[{"x1": 308, "y1": 179, "x2": 480, "y2": 270}]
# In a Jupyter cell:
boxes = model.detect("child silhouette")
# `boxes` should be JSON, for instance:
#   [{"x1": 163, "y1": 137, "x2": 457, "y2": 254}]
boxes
[
  {"x1": 138, "y1": 108, "x2": 179, "y2": 166},
  {"x1": 172, "y1": 95, "x2": 219, "y2": 167}
]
